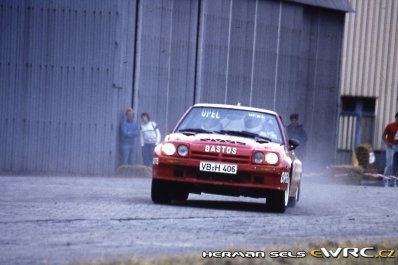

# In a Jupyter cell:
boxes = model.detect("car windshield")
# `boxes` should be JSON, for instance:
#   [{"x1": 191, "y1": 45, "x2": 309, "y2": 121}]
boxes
[{"x1": 175, "y1": 107, "x2": 284, "y2": 144}]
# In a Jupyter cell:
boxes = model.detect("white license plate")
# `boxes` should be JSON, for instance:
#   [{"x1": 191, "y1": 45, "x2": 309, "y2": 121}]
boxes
[{"x1": 199, "y1": 161, "x2": 237, "y2": 175}]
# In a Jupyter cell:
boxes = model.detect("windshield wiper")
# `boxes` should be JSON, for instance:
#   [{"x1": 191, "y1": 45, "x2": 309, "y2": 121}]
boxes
[
  {"x1": 217, "y1": 130, "x2": 272, "y2": 143},
  {"x1": 178, "y1": 128, "x2": 214, "y2": 134}
]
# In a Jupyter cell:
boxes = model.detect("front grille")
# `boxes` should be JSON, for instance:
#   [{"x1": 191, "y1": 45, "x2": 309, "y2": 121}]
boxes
[
  {"x1": 190, "y1": 151, "x2": 219, "y2": 161},
  {"x1": 253, "y1": 176, "x2": 264, "y2": 184},
  {"x1": 190, "y1": 151, "x2": 251, "y2": 164},
  {"x1": 221, "y1": 153, "x2": 251, "y2": 164}
]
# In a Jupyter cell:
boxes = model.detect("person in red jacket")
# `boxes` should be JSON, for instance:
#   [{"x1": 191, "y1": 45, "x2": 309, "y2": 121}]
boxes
[{"x1": 382, "y1": 112, "x2": 398, "y2": 181}]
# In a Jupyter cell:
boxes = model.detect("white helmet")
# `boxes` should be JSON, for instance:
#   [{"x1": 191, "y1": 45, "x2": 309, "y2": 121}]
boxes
[{"x1": 244, "y1": 115, "x2": 262, "y2": 133}]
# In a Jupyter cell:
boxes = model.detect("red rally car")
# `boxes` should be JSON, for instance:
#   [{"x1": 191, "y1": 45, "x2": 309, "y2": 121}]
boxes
[{"x1": 151, "y1": 104, "x2": 302, "y2": 213}]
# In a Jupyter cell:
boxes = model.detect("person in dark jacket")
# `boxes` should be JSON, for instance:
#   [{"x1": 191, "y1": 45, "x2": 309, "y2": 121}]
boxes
[
  {"x1": 120, "y1": 108, "x2": 140, "y2": 165},
  {"x1": 286, "y1": 113, "x2": 308, "y2": 161}
]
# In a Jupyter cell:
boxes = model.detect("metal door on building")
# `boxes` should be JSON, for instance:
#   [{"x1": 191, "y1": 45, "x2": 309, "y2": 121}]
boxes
[{"x1": 337, "y1": 96, "x2": 376, "y2": 164}]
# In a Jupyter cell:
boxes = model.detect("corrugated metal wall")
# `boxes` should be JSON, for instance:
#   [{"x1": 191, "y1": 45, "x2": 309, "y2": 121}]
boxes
[
  {"x1": 338, "y1": 115, "x2": 356, "y2": 149},
  {"x1": 0, "y1": 0, "x2": 137, "y2": 175},
  {"x1": 341, "y1": 0, "x2": 398, "y2": 150},
  {"x1": 195, "y1": 1, "x2": 344, "y2": 166},
  {"x1": 133, "y1": 0, "x2": 198, "y2": 134},
  {"x1": 303, "y1": 8, "x2": 345, "y2": 166},
  {"x1": 0, "y1": 0, "x2": 348, "y2": 175}
]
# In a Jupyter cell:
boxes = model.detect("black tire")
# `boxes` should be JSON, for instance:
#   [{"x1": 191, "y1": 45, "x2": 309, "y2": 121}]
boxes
[
  {"x1": 172, "y1": 191, "x2": 189, "y2": 201},
  {"x1": 151, "y1": 179, "x2": 171, "y2": 204},
  {"x1": 288, "y1": 182, "x2": 300, "y2": 207},
  {"x1": 266, "y1": 180, "x2": 290, "y2": 213},
  {"x1": 267, "y1": 190, "x2": 287, "y2": 213}
]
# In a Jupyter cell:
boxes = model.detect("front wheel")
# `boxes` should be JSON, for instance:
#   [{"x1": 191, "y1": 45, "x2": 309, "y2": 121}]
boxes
[
  {"x1": 151, "y1": 179, "x2": 171, "y2": 204},
  {"x1": 172, "y1": 191, "x2": 189, "y2": 201},
  {"x1": 288, "y1": 182, "x2": 300, "y2": 207},
  {"x1": 266, "y1": 182, "x2": 290, "y2": 213}
]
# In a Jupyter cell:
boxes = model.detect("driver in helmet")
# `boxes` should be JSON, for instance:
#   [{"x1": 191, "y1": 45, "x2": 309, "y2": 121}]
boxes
[
  {"x1": 244, "y1": 115, "x2": 263, "y2": 134},
  {"x1": 244, "y1": 114, "x2": 278, "y2": 140}
]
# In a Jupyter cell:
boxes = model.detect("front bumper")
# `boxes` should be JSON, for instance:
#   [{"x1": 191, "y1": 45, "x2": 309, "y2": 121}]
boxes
[{"x1": 153, "y1": 155, "x2": 288, "y2": 196}]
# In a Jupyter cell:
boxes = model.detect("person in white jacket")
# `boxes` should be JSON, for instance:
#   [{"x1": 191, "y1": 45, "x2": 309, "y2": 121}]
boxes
[{"x1": 140, "y1": 113, "x2": 161, "y2": 166}]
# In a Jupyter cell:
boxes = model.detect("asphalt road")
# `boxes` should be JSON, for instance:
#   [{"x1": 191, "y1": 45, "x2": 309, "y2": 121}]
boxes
[{"x1": 1, "y1": 174, "x2": 398, "y2": 265}]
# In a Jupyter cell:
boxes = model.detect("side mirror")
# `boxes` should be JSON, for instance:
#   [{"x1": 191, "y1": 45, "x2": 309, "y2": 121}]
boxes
[{"x1": 288, "y1": 139, "x2": 300, "y2": 151}]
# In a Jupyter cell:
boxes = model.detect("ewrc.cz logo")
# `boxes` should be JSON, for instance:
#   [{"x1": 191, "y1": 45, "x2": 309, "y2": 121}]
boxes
[{"x1": 310, "y1": 248, "x2": 396, "y2": 258}]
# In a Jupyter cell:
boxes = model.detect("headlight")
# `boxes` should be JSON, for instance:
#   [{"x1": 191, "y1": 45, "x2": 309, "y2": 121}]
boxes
[
  {"x1": 253, "y1": 152, "x2": 265, "y2": 164},
  {"x1": 265, "y1": 153, "x2": 279, "y2": 165},
  {"x1": 162, "y1": 143, "x2": 176, "y2": 156},
  {"x1": 177, "y1": 145, "x2": 189, "y2": 157}
]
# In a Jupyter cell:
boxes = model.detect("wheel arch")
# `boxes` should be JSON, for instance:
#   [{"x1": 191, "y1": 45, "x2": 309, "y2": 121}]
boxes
[{"x1": 289, "y1": 158, "x2": 302, "y2": 198}]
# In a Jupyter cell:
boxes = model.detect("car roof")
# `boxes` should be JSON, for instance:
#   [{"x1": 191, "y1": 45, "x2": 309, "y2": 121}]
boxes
[{"x1": 192, "y1": 103, "x2": 278, "y2": 116}]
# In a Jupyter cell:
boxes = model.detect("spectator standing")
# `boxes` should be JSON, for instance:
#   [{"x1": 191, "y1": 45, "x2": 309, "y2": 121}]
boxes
[
  {"x1": 120, "y1": 108, "x2": 139, "y2": 165},
  {"x1": 286, "y1": 113, "x2": 308, "y2": 161},
  {"x1": 382, "y1": 112, "x2": 398, "y2": 180},
  {"x1": 140, "y1": 113, "x2": 161, "y2": 166}
]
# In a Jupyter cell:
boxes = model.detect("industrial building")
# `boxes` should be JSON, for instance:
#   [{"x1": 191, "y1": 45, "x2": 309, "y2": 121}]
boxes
[
  {"x1": 338, "y1": 0, "x2": 398, "y2": 171},
  {"x1": 0, "y1": 0, "x2": 352, "y2": 175}
]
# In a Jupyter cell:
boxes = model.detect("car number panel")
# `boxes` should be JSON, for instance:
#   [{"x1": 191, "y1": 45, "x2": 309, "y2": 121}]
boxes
[{"x1": 199, "y1": 161, "x2": 237, "y2": 175}]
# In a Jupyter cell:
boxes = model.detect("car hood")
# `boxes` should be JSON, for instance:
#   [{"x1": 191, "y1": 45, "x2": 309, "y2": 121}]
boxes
[{"x1": 164, "y1": 132, "x2": 284, "y2": 152}]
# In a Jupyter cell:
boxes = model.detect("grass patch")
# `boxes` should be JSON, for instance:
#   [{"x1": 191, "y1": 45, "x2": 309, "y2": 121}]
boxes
[{"x1": 73, "y1": 239, "x2": 398, "y2": 265}]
